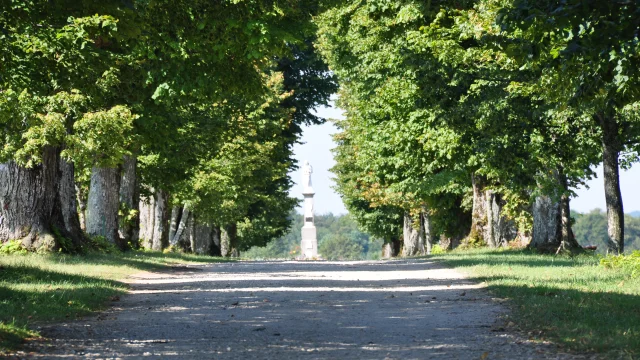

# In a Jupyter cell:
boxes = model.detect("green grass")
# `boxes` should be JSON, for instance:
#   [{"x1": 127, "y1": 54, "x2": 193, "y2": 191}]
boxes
[
  {"x1": 431, "y1": 248, "x2": 640, "y2": 357},
  {"x1": 0, "y1": 250, "x2": 231, "y2": 353}
]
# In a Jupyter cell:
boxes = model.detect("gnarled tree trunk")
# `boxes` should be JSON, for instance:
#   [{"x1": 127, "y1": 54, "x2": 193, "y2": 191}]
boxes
[
  {"x1": 193, "y1": 221, "x2": 213, "y2": 254},
  {"x1": 600, "y1": 113, "x2": 624, "y2": 254},
  {"x1": 470, "y1": 174, "x2": 489, "y2": 244},
  {"x1": 381, "y1": 237, "x2": 401, "y2": 258},
  {"x1": 0, "y1": 147, "x2": 84, "y2": 251},
  {"x1": 469, "y1": 174, "x2": 516, "y2": 247},
  {"x1": 531, "y1": 195, "x2": 561, "y2": 250},
  {"x1": 210, "y1": 225, "x2": 222, "y2": 256},
  {"x1": 138, "y1": 194, "x2": 155, "y2": 249},
  {"x1": 86, "y1": 166, "x2": 122, "y2": 247},
  {"x1": 151, "y1": 190, "x2": 169, "y2": 251},
  {"x1": 118, "y1": 155, "x2": 139, "y2": 247},
  {"x1": 531, "y1": 169, "x2": 582, "y2": 253},
  {"x1": 402, "y1": 213, "x2": 425, "y2": 257},
  {"x1": 221, "y1": 223, "x2": 238, "y2": 257},
  {"x1": 485, "y1": 191, "x2": 516, "y2": 248}
]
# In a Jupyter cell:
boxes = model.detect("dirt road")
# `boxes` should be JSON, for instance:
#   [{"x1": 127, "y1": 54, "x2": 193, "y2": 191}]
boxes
[{"x1": 21, "y1": 259, "x2": 585, "y2": 359}]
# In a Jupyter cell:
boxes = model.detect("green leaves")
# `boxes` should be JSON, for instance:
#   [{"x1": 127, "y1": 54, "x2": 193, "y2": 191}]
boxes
[{"x1": 64, "y1": 105, "x2": 137, "y2": 169}]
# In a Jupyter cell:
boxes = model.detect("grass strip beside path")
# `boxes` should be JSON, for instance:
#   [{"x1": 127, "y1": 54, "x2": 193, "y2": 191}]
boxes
[
  {"x1": 431, "y1": 249, "x2": 640, "y2": 357},
  {"x1": 0, "y1": 251, "x2": 231, "y2": 353}
]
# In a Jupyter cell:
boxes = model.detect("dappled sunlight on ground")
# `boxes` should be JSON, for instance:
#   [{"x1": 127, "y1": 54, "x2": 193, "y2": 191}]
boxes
[{"x1": 20, "y1": 260, "x2": 588, "y2": 359}]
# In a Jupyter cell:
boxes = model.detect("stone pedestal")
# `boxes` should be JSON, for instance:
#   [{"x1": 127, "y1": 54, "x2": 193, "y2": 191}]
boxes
[{"x1": 301, "y1": 224, "x2": 317, "y2": 258}]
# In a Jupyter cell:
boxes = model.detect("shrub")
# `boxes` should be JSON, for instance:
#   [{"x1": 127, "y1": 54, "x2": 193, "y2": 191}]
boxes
[
  {"x1": 431, "y1": 244, "x2": 446, "y2": 255},
  {"x1": 0, "y1": 240, "x2": 28, "y2": 255},
  {"x1": 88, "y1": 235, "x2": 118, "y2": 253},
  {"x1": 600, "y1": 251, "x2": 640, "y2": 278}
]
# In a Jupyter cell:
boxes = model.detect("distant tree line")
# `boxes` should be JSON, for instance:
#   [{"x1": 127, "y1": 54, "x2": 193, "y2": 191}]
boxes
[
  {"x1": 244, "y1": 212, "x2": 383, "y2": 260},
  {"x1": 574, "y1": 211, "x2": 640, "y2": 253}
]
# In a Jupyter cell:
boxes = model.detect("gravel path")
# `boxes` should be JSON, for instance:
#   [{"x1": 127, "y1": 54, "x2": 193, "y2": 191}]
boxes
[{"x1": 18, "y1": 259, "x2": 590, "y2": 359}]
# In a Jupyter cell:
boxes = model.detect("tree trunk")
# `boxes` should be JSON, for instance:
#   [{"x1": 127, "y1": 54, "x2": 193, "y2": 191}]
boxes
[
  {"x1": 485, "y1": 191, "x2": 516, "y2": 248},
  {"x1": 138, "y1": 195, "x2": 155, "y2": 249},
  {"x1": 221, "y1": 223, "x2": 238, "y2": 257},
  {"x1": 440, "y1": 200, "x2": 469, "y2": 250},
  {"x1": 470, "y1": 174, "x2": 489, "y2": 244},
  {"x1": 469, "y1": 174, "x2": 515, "y2": 247},
  {"x1": 188, "y1": 214, "x2": 196, "y2": 253},
  {"x1": 76, "y1": 184, "x2": 88, "y2": 231},
  {"x1": 381, "y1": 237, "x2": 401, "y2": 258},
  {"x1": 118, "y1": 155, "x2": 139, "y2": 248},
  {"x1": 600, "y1": 114, "x2": 624, "y2": 254},
  {"x1": 210, "y1": 225, "x2": 222, "y2": 256},
  {"x1": 0, "y1": 147, "x2": 84, "y2": 251},
  {"x1": 530, "y1": 169, "x2": 581, "y2": 252},
  {"x1": 422, "y1": 211, "x2": 434, "y2": 255},
  {"x1": 151, "y1": 190, "x2": 169, "y2": 251},
  {"x1": 57, "y1": 156, "x2": 85, "y2": 249},
  {"x1": 168, "y1": 206, "x2": 182, "y2": 245},
  {"x1": 402, "y1": 213, "x2": 425, "y2": 257},
  {"x1": 86, "y1": 166, "x2": 122, "y2": 247},
  {"x1": 171, "y1": 205, "x2": 190, "y2": 247},
  {"x1": 531, "y1": 195, "x2": 562, "y2": 249},
  {"x1": 193, "y1": 221, "x2": 213, "y2": 254}
]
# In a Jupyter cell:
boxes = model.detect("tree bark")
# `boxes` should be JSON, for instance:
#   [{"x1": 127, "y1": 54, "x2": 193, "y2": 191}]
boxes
[
  {"x1": 188, "y1": 214, "x2": 196, "y2": 253},
  {"x1": 221, "y1": 223, "x2": 238, "y2": 257},
  {"x1": 422, "y1": 211, "x2": 434, "y2": 255},
  {"x1": 193, "y1": 221, "x2": 213, "y2": 254},
  {"x1": 57, "y1": 156, "x2": 85, "y2": 248},
  {"x1": 118, "y1": 155, "x2": 139, "y2": 248},
  {"x1": 469, "y1": 174, "x2": 516, "y2": 247},
  {"x1": 485, "y1": 191, "x2": 516, "y2": 248},
  {"x1": 600, "y1": 113, "x2": 624, "y2": 254},
  {"x1": 210, "y1": 225, "x2": 222, "y2": 256},
  {"x1": 470, "y1": 174, "x2": 489, "y2": 244},
  {"x1": 530, "y1": 169, "x2": 582, "y2": 252},
  {"x1": 381, "y1": 237, "x2": 401, "y2": 258},
  {"x1": 171, "y1": 205, "x2": 190, "y2": 247},
  {"x1": 0, "y1": 147, "x2": 84, "y2": 251},
  {"x1": 86, "y1": 166, "x2": 122, "y2": 247},
  {"x1": 168, "y1": 206, "x2": 182, "y2": 245},
  {"x1": 531, "y1": 195, "x2": 561, "y2": 249},
  {"x1": 402, "y1": 213, "x2": 425, "y2": 257},
  {"x1": 151, "y1": 190, "x2": 169, "y2": 251},
  {"x1": 138, "y1": 195, "x2": 155, "y2": 249},
  {"x1": 76, "y1": 184, "x2": 88, "y2": 231}
]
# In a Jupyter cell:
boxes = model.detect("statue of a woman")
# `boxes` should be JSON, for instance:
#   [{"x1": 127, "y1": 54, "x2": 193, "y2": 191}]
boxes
[{"x1": 302, "y1": 160, "x2": 313, "y2": 191}]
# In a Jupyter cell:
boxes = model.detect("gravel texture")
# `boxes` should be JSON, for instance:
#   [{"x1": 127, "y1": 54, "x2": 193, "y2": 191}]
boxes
[{"x1": 16, "y1": 259, "x2": 595, "y2": 359}]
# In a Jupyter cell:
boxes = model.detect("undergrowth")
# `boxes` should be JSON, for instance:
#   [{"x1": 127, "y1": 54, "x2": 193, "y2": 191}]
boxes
[{"x1": 600, "y1": 250, "x2": 640, "y2": 278}]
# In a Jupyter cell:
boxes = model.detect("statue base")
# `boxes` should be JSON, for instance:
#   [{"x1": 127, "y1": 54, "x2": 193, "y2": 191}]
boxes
[{"x1": 300, "y1": 225, "x2": 318, "y2": 259}]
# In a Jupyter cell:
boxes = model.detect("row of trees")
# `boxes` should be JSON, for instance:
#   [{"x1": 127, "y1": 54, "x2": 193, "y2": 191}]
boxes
[
  {"x1": 317, "y1": 0, "x2": 640, "y2": 255},
  {"x1": 0, "y1": 1, "x2": 336, "y2": 255}
]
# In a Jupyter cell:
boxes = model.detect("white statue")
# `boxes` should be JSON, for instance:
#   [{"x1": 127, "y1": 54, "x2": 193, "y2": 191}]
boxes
[{"x1": 302, "y1": 160, "x2": 313, "y2": 192}]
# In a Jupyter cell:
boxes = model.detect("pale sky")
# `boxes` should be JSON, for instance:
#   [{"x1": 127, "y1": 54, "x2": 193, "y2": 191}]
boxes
[{"x1": 289, "y1": 103, "x2": 640, "y2": 215}]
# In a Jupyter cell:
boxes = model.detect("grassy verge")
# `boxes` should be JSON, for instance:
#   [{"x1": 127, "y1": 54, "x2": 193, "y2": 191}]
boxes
[
  {"x1": 0, "y1": 250, "x2": 231, "y2": 353},
  {"x1": 431, "y1": 248, "x2": 640, "y2": 357}
]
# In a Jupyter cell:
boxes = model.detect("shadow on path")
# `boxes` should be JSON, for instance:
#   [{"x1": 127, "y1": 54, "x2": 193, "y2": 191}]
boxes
[{"x1": 20, "y1": 260, "x2": 590, "y2": 359}]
